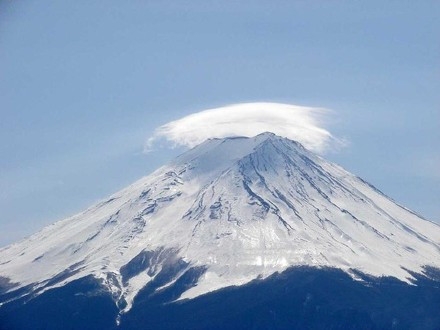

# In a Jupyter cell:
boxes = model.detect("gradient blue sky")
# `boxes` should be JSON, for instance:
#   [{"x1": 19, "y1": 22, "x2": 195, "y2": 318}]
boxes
[{"x1": 1, "y1": 1, "x2": 439, "y2": 246}]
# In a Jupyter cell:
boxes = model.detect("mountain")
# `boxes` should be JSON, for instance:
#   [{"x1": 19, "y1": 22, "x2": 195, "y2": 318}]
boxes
[{"x1": 1, "y1": 132, "x2": 440, "y2": 329}]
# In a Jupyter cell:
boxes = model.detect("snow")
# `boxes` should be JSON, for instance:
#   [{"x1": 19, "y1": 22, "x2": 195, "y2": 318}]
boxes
[{"x1": 1, "y1": 132, "x2": 439, "y2": 312}]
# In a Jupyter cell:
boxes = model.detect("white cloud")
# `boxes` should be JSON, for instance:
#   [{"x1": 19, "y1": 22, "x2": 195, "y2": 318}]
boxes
[{"x1": 145, "y1": 102, "x2": 343, "y2": 153}]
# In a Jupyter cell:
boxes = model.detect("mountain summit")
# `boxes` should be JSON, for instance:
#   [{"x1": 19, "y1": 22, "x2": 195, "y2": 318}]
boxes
[{"x1": 1, "y1": 133, "x2": 440, "y2": 329}]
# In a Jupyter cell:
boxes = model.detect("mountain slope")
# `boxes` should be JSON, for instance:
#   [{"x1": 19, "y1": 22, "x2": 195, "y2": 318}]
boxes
[{"x1": 1, "y1": 133, "x2": 439, "y2": 319}]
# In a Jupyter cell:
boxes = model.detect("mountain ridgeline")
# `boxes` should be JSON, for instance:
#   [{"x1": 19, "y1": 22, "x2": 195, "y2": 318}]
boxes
[{"x1": 1, "y1": 133, "x2": 439, "y2": 329}]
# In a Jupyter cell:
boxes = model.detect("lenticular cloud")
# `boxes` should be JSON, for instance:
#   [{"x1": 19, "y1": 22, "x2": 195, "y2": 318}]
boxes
[{"x1": 146, "y1": 102, "x2": 341, "y2": 153}]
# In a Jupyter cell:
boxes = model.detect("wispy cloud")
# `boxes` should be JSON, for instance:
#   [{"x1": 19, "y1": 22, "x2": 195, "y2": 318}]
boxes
[{"x1": 146, "y1": 102, "x2": 344, "y2": 153}]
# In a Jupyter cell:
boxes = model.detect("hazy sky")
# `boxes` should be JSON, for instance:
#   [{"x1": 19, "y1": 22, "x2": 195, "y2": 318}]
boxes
[{"x1": 1, "y1": 1, "x2": 439, "y2": 246}]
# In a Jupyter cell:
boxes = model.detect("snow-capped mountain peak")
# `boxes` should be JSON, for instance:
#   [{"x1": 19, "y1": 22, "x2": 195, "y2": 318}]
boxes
[{"x1": 1, "y1": 133, "x2": 439, "y2": 313}]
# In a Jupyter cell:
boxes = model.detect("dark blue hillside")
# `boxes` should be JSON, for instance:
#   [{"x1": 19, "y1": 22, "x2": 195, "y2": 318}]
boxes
[
  {"x1": 0, "y1": 275, "x2": 118, "y2": 330},
  {"x1": 1, "y1": 266, "x2": 439, "y2": 330}
]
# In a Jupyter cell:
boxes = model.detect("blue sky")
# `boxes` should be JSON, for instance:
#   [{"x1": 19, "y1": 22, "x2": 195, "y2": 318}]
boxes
[{"x1": 0, "y1": 1, "x2": 439, "y2": 246}]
